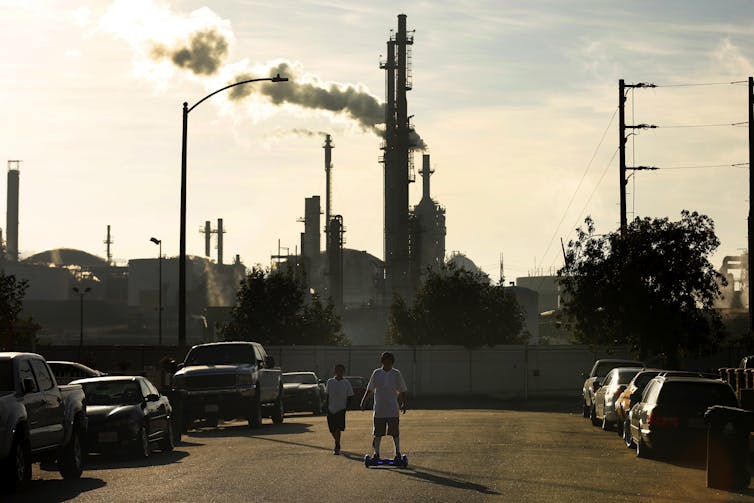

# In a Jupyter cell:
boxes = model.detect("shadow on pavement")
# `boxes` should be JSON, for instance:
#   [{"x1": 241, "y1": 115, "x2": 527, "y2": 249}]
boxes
[
  {"x1": 186, "y1": 420, "x2": 312, "y2": 439},
  {"x1": 385, "y1": 463, "x2": 499, "y2": 495},
  {"x1": 6, "y1": 477, "x2": 106, "y2": 503},
  {"x1": 74, "y1": 449, "x2": 190, "y2": 471}
]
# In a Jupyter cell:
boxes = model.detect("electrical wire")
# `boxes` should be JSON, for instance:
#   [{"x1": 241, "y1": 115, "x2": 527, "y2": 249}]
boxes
[
  {"x1": 658, "y1": 163, "x2": 748, "y2": 170},
  {"x1": 535, "y1": 107, "x2": 618, "y2": 268},
  {"x1": 654, "y1": 81, "x2": 747, "y2": 88},
  {"x1": 654, "y1": 122, "x2": 746, "y2": 129},
  {"x1": 569, "y1": 147, "x2": 620, "y2": 235}
]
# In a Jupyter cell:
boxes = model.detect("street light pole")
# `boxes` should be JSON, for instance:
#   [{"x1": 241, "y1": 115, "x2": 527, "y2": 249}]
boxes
[
  {"x1": 178, "y1": 74, "x2": 288, "y2": 351},
  {"x1": 150, "y1": 237, "x2": 162, "y2": 345},
  {"x1": 72, "y1": 286, "x2": 91, "y2": 361}
]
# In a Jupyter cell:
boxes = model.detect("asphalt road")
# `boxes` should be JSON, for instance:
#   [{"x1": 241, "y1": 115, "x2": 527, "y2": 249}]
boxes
[{"x1": 8, "y1": 399, "x2": 754, "y2": 502}]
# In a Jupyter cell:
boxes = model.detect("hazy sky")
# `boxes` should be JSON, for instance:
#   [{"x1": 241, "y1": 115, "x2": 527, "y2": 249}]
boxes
[{"x1": 2, "y1": 0, "x2": 754, "y2": 281}]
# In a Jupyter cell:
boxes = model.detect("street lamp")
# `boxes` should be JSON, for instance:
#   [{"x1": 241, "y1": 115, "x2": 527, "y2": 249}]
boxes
[
  {"x1": 72, "y1": 286, "x2": 91, "y2": 361},
  {"x1": 150, "y1": 237, "x2": 163, "y2": 345},
  {"x1": 179, "y1": 73, "x2": 288, "y2": 350}
]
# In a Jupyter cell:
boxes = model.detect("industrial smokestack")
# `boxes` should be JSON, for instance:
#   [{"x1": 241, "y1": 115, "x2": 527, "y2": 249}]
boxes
[
  {"x1": 204, "y1": 220, "x2": 211, "y2": 257},
  {"x1": 420, "y1": 154, "x2": 433, "y2": 201},
  {"x1": 324, "y1": 135, "x2": 333, "y2": 253},
  {"x1": 217, "y1": 218, "x2": 224, "y2": 265},
  {"x1": 6, "y1": 161, "x2": 20, "y2": 262}
]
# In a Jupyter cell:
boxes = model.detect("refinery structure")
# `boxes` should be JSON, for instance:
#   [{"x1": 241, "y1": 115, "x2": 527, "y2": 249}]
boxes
[{"x1": 0, "y1": 14, "x2": 449, "y2": 347}]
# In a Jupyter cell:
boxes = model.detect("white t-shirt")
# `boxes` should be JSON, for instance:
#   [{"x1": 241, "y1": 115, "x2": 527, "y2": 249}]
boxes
[
  {"x1": 325, "y1": 377, "x2": 354, "y2": 413},
  {"x1": 367, "y1": 367, "x2": 408, "y2": 418}
]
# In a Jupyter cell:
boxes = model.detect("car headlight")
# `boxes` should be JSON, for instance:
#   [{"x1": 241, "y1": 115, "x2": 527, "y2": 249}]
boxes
[{"x1": 236, "y1": 373, "x2": 252, "y2": 386}]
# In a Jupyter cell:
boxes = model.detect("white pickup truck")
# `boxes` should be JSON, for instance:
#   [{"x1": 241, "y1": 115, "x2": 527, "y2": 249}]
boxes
[
  {"x1": 0, "y1": 352, "x2": 87, "y2": 491},
  {"x1": 171, "y1": 342, "x2": 283, "y2": 430}
]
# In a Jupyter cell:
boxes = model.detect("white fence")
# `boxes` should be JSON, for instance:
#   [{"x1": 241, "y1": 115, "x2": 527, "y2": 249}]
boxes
[{"x1": 267, "y1": 345, "x2": 633, "y2": 398}]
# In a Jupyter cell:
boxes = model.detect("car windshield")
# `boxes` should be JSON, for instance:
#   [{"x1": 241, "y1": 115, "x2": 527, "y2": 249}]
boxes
[
  {"x1": 185, "y1": 344, "x2": 254, "y2": 366},
  {"x1": 593, "y1": 361, "x2": 642, "y2": 377},
  {"x1": 283, "y1": 373, "x2": 316, "y2": 384},
  {"x1": 658, "y1": 382, "x2": 737, "y2": 408},
  {"x1": 632, "y1": 371, "x2": 662, "y2": 390},
  {"x1": 81, "y1": 380, "x2": 143, "y2": 406},
  {"x1": 616, "y1": 369, "x2": 642, "y2": 385},
  {"x1": 0, "y1": 361, "x2": 13, "y2": 394}
]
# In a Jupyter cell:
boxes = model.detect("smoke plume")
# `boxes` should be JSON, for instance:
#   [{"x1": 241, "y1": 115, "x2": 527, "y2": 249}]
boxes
[
  {"x1": 151, "y1": 29, "x2": 229, "y2": 76},
  {"x1": 291, "y1": 129, "x2": 329, "y2": 137},
  {"x1": 228, "y1": 62, "x2": 385, "y2": 135}
]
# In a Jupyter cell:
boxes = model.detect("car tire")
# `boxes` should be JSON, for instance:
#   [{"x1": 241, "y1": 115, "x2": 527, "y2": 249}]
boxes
[
  {"x1": 205, "y1": 414, "x2": 219, "y2": 428},
  {"x1": 601, "y1": 413, "x2": 611, "y2": 431},
  {"x1": 59, "y1": 418, "x2": 84, "y2": 479},
  {"x1": 582, "y1": 402, "x2": 589, "y2": 418},
  {"x1": 160, "y1": 421, "x2": 175, "y2": 452},
  {"x1": 171, "y1": 416, "x2": 182, "y2": 444},
  {"x1": 136, "y1": 423, "x2": 151, "y2": 458},
  {"x1": 271, "y1": 391, "x2": 284, "y2": 425},
  {"x1": 2, "y1": 432, "x2": 31, "y2": 491},
  {"x1": 590, "y1": 406, "x2": 600, "y2": 426},
  {"x1": 636, "y1": 435, "x2": 650, "y2": 458},
  {"x1": 624, "y1": 420, "x2": 634, "y2": 448},
  {"x1": 248, "y1": 392, "x2": 262, "y2": 429}
]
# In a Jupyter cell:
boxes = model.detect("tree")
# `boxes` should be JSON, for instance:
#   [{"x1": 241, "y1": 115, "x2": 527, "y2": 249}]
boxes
[
  {"x1": 224, "y1": 267, "x2": 348, "y2": 345},
  {"x1": 559, "y1": 211, "x2": 725, "y2": 367},
  {"x1": 388, "y1": 265, "x2": 525, "y2": 348},
  {"x1": 0, "y1": 272, "x2": 36, "y2": 350}
]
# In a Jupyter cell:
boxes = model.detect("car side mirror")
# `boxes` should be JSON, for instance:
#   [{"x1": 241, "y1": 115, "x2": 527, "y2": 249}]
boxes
[
  {"x1": 145, "y1": 393, "x2": 160, "y2": 402},
  {"x1": 176, "y1": 363, "x2": 184, "y2": 370},
  {"x1": 22, "y1": 378, "x2": 35, "y2": 394},
  {"x1": 265, "y1": 356, "x2": 275, "y2": 368}
]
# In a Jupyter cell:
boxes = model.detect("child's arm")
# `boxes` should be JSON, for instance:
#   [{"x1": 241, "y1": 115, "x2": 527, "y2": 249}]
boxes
[
  {"x1": 360, "y1": 389, "x2": 373, "y2": 411},
  {"x1": 398, "y1": 391, "x2": 407, "y2": 414}
]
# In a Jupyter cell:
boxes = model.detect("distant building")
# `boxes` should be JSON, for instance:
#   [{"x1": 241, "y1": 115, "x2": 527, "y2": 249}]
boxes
[{"x1": 504, "y1": 285, "x2": 539, "y2": 343}]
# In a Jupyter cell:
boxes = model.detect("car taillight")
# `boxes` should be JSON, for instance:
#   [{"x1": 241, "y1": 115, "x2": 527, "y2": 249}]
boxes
[{"x1": 648, "y1": 413, "x2": 678, "y2": 428}]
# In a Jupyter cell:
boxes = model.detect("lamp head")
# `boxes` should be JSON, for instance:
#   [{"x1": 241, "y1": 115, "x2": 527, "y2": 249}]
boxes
[
  {"x1": 150, "y1": 237, "x2": 161, "y2": 245},
  {"x1": 271, "y1": 73, "x2": 288, "y2": 82}
]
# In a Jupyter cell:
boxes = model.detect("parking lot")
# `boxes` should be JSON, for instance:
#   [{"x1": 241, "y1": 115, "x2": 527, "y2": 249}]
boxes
[{"x1": 8, "y1": 398, "x2": 754, "y2": 502}]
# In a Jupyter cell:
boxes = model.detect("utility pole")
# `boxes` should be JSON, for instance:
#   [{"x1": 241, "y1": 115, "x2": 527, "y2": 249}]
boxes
[
  {"x1": 618, "y1": 80, "x2": 657, "y2": 232},
  {"x1": 746, "y1": 77, "x2": 754, "y2": 333}
]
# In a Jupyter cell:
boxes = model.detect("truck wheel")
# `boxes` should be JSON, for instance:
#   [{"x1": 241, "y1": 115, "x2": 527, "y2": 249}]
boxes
[
  {"x1": 205, "y1": 414, "x2": 219, "y2": 428},
  {"x1": 160, "y1": 421, "x2": 175, "y2": 452},
  {"x1": 59, "y1": 419, "x2": 84, "y2": 479},
  {"x1": 171, "y1": 416, "x2": 182, "y2": 444},
  {"x1": 135, "y1": 423, "x2": 151, "y2": 458},
  {"x1": 248, "y1": 394, "x2": 262, "y2": 429},
  {"x1": 272, "y1": 392, "x2": 284, "y2": 425},
  {"x1": 2, "y1": 432, "x2": 31, "y2": 491}
]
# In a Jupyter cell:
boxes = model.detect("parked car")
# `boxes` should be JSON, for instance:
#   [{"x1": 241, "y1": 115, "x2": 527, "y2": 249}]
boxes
[
  {"x1": 0, "y1": 352, "x2": 87, "y2": 491},
  {"x1": 48, "y1": 361, "x2": 105, "y2": 385},
  {"x1": 171, "y1": 342, "x2": 283, "y2": 430},
  {"x1": 616, "y1": 369, "x2": 663, "y2": 441},
  {"x1": 592, "y1": 367, "x2": 643, "y2": 429},
  {"x1": 627, "y1": 376, "x2": 738, "y2": 458},
  {"x1": 345, "y1": 376, "x2": 370, "y2": 409},
  {"x1": 658, "y1": 370, "x2": 721, "y2": 380},
  {"x1": 582, "y1": 359, "x2": 644, "y2": 418},
  {"x1": 72, "y1": 376, "x2": 175, "y2": 457},
  {"x1": 282, "y1": 372, "x2": 324, "y2": 415}
]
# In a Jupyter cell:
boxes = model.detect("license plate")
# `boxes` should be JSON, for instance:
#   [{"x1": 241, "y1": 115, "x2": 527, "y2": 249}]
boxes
[
  {"x1": 688, "y1": 418, "x2": 704, "y2": 429},
  {"x1": 98, "y1": 431, "x2": 117, "y2": 443},
  {"x1": 204, "y1": 404, "x2": 219, "y2": 413}
]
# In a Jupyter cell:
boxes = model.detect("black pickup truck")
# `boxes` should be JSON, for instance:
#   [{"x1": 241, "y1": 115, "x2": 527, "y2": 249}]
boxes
[
  {"x1": 171, "y1": 342, "x2": 284, "y2": 430},
  {"x1": 0, "y1": 352, "x2": 87, "y2": 491}
]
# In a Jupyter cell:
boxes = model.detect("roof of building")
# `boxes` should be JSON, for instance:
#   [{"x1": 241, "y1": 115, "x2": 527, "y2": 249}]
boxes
[{"x1": 23, "y1": 248, "x2": 108, "y2": 267}]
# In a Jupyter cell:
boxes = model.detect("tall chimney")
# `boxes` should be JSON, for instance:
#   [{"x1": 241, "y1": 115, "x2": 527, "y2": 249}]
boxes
[
  {"x1": 6, "y1": 161, "x2": 20, "y2": 262},
  {"x1": 204, "y1": 221, "x2": 211, "y2": 257},
  {"x1": 420, "y1": 154, "x2": 432, "y2": 201},
  {"x1": 324, "y1": 134, "x2": 333, "y2": 253},
  {"x1": 217, "y1": 218, "x2": 224, "y2": 265}
]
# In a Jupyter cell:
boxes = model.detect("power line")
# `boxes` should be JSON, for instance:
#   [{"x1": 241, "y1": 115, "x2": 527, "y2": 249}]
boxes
[
  {"x1": 536, "y1": 107, "x2": 618, "y2": 266},
  {"x1": 657, "y1": 163, "x2": 749, "y2": 170},
  {"x1": 655, "y1": 121, "x2": 746, "y2": 129},
  {"x1": 654, "y1": 81, "x2": 747, "y2": 88},
  {"x1": 569, "y1": 147, "x2": 620, "y2": 235}
]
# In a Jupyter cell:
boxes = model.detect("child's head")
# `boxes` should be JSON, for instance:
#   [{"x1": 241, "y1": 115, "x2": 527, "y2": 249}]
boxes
[
  {"x1": 334, "y1": 363, "x2": 345, "y2": 378},
  {"x1": 380, "y1": 352, "x2": 395, "y2": 370}
]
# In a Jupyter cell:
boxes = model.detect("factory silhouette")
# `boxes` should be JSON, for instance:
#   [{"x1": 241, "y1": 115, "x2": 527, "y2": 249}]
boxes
[{"x1": 0, "y1": 14, "x2": 541, "y2": 347}]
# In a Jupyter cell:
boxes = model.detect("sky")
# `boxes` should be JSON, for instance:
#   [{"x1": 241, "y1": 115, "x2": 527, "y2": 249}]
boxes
[{"x1": 1, "y1": 0, "x2": 754, "y2": 281}]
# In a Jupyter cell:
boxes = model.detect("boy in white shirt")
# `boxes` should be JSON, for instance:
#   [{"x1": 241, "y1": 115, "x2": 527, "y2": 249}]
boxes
[
  {"x1": 325, "y1": 364, "x2": 353, "y2": 455},
  {"x1": 360, "y1": 352, "x2": 408, "y2": 461}
]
